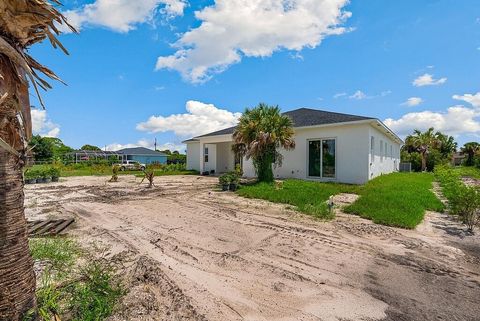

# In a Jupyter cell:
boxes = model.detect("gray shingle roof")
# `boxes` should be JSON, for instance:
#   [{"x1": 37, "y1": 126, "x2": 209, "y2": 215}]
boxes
[
  {"x1": 195, "y1": 108, "x2": 374, "y2": 138},
  {"x1": 117, "y1": 147, "x2": 167, "y2": 156}
]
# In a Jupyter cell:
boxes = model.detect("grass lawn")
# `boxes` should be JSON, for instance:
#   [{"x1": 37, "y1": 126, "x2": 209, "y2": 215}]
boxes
[
  {"x1": 29, "y1": 164, "x2": 198, "y2": 177},
  {"x1": 237, "y1": 172, "x2": 444, "y2": 228},
  {"x1": 237, "y1": 179, "x2": 361, "y2": 219},
  {"x1": 344, "y1": 173, "x2": 444, "y2": 229}
]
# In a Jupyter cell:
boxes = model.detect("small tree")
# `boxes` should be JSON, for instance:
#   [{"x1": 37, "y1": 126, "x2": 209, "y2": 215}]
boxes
[
  {"x1": 232, "y1": 103, "x2": 295, "y2": 182},
  {"x1": 140, "y1": 169, "x2": 155, "y2": 188}
]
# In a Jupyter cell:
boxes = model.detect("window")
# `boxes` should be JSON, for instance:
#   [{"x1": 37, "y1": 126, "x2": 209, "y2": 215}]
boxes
[
  {"x1": 390, "y1": 145, "x2": 393, "y2": 158},
  {"x1": 380, "y1": 140, "x2": 383, "y2": 162},
  {"x1": 370, "y1": 136, "x2": 375, "y2": 160},
  {"x1": 204, "y1": 147, "x2": 209, "y2": 163},
  {"x1": 308, "y1": 139, "x2": 336, "y2": 178}
]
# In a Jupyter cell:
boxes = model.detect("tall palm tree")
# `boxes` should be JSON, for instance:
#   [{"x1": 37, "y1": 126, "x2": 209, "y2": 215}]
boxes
[
  {"x1": 461, "y1": 142, "x2": 480, "y2": 166},
  {"x1": 232, "y1": 103, "x2": 295, "y2": 182},
  {"x1": 0, "y1": 1, "x2": 74, "y2": 319},
  {"x1": 435, "y1": 131, "x2": 457, "y2": 159},
  {"x1": 406, "y1": 128, "x2": 439, "y2": 172}
]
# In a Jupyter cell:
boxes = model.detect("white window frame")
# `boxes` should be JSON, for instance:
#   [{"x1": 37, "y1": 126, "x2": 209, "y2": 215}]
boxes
[
  {"x1": 204, "y1": 147, "x2": 209, "y2": 163},
  {"x1": 370, "y1": 136, "x2": 375, "y2": 162},
  {"x1": 380, "y1": 140, "x2": 384, "y2": 162},
  {"x1": 306, "y1": 137, "x2": 337, "y2": 180}
]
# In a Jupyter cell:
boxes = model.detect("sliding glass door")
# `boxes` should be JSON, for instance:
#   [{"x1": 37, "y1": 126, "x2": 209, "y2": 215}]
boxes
[{"x1": 308, "y1": 139, "x2": 336, "y2": 178}]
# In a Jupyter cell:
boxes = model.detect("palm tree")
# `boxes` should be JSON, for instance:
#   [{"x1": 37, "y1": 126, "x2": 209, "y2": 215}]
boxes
[
  {"x1": 435, "y1": 131, "x2": 457, "y2": 159},
  {"x1": 0, "y1": 1, "x2": 74, "y2": 319},
  {"x1": 406, "y1": 128, "x2": 439, "y2": 172},
  {"x1": 232, "y1": 103, "x2": 295, "y2": 182},
  {"x1": 461, "y1": 142, "x2": 480, "y2": 166}
]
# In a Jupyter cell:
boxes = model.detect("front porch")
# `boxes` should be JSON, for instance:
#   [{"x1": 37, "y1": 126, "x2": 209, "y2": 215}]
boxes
[{"x1": 201, "y1": 141, "x2": 239, "y2": 174}]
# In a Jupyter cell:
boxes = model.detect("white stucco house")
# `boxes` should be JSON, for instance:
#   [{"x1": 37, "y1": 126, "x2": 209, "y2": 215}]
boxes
[{"x1": 184, "y1": 108, "x2": 403, "y2": 184}]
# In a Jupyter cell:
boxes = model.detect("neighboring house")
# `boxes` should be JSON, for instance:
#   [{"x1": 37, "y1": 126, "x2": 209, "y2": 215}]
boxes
[
  {"x1": 117, "y1": 147, "x2": 168, "y2": 165},
  {"x1": 184, "y1": 108, "x2": 403, "y2": 184},
  {"x1": 451, "y1": 152, "x2": 465, "y2": 166},
  {"x1": 68, "y1": 147, "x2": 168, "y2": 165}
]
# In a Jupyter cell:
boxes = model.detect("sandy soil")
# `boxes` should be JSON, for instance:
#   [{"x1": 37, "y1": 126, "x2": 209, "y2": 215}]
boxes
[{"x1": 25, "y1": 175, "x2": 480, "y2": 321}]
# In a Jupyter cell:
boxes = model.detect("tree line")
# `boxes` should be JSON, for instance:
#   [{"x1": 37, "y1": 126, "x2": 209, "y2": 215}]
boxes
[
  {"x1": 401, "y1": 127, "x2": 478, "y2": 172},
  {"x1": 29, "y1": 135, "x2": 185, "y2": 164}
]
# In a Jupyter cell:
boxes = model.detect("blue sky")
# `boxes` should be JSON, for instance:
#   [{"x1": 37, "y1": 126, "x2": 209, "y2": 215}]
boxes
[{"x1": 30, "y1": 0, "x2": 480, "y2": 151}]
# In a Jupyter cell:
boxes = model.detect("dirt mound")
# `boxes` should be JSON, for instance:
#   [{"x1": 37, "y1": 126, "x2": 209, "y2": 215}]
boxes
[{"x1": 109, "y1": 256, "x2": 207, "y2": 321}]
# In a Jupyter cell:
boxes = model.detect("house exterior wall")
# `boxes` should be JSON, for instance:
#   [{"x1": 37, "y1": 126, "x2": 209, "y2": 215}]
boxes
[
  {"x1": 242, "y1": 123, "x2": 371, "y2": 184},
  {"x1": 186, "y1": 142, "x2": 200, "y2": 170},
  {"x1": 215, "y1": 142, "x2": 235, "y2": 173},
  {"x1": 368, "y1": 126, "x2": 401, "y2": 179},
  {"x1": 186, "y1": 122, "x2": 401, "y2": 184},
  {"x1": 127, "y1": 155, "x2": 167, "y2": 165}
]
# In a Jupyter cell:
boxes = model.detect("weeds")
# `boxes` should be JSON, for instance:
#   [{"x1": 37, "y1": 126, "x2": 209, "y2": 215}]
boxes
[
  {"x1": 237, "y1": 179, "x2": 359, "y2": 220},
  {"x1": 30, "y1": 237, "x2": 124, "y2": 321},
  {"x1": 345, "y1": 173, "x2": 444, "y2": 229}
]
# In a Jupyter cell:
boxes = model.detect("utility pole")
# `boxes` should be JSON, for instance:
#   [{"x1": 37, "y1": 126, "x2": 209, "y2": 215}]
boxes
[{"x1": 154, "y1": 137, "x2": 157, "y2": 151}]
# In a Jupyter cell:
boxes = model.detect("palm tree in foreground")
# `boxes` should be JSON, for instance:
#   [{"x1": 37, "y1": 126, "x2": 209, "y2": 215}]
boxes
[
  {"x1": 405, "y1": 127, "x2": 439, "y2": 172},
  {"x1": 232, "y1": 103, "x2": 295, "y2": 182},
  {"x1": 0, "y1": 1, "x2": 74, "y2": 319}
]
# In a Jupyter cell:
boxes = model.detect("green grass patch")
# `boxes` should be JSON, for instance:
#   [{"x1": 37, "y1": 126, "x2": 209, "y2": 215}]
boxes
[
  {"x1": 453, "y1": 166, "x2": 480, "y2": 179},
  {"x1": 29, "y1": 237, "x2": 81, "y2": 270},
  {"x1": 237, "y1": 179, "x2": 361, "y2": 220},
  {"x1": 344, "y1": 173, "x2": 444, "y2": 229},
  {"x1": 30, "y1": 164, "x2": 198, "y2": 178},
  {"x1": 30, "y1": 237, "x2": 124, "y2": 321}
]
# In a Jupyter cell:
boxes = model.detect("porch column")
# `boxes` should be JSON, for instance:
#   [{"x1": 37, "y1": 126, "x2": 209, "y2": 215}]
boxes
[{"x1": 199, "y1": 141, "x2": 204, "y2": 173}]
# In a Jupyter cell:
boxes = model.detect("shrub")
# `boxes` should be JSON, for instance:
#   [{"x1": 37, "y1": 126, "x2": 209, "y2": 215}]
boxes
[
  {"x1": 219, "y1": 174, "x2": 231, "y2": 185},
  {"x1": 48, "y1": 167, "x2": 60, "y2": 178},
  {"x1": 434, "y1": 165, "x2": 480, "y2": 232}
]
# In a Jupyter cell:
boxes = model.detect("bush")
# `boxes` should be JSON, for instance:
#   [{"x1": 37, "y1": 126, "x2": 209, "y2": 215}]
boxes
[
  {"x1": 434, "y1": 165, "x2": 480, "y2": 232},
  {"x1": 219, "y1": 174, "x2": 231, "y2": 185},
  {"x1": 48, "y1": 167, "x2": 60, "y2": 178}
]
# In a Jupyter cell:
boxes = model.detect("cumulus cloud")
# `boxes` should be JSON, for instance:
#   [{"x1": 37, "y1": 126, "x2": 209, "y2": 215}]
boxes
[
  {"x1": 412, "y1": 73, "x2": 447, "y2": 87},
  {"x1": 61, "y1": 0, "x2": 187, "y2": 33},
  {"x1": 385, "y1": 91, "x2": 480, "y2": 137},
  {"x1": 106, "y1": 139, "x2": 185, "y2": 152},
  {"x1": 156, "y1": 0, "x2": 352, "y2": 83},
  {"x1": 453, "y1": 92, "x2": 480, "y2": 108},
  {"x1": 136, "y1": 100, "x2": 241, "y2": 137},
  {"x1": 402, "y1": 97, "x2": 423, "y2": 107},
  {"x1": 31, "y1": 109, "x2": 60, "y2": 138}
]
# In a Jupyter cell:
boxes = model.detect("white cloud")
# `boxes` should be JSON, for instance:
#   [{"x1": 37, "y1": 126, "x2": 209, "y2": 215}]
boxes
[
  {"x1": 349, "y1": 90, "x2": 367, "y2": 100},
  {"x1": 106, "y1": 139, "x2": 185, "y2": 152},
  {"x1": 412, "y1": 73, "x2": 447, "y2": 87},
  {"x1": 136, "y1": 100, "x2": 241, "y2": 137},
  {"x1": 156, "y1": 0, "x2": 352, "y2": 83},
  {"x1": 453, "y1": 92, "x2": 480, "y2": 108},
  {"x1": 61, "y1": 0, "x2": 187, "y2": 33},
  {"x1": 385, "y1": 91, "x2": 480, "y2": 137},
  {"x1": 31, "y1": 109, "x2": 60, "y2": 138},
  {"x1": 333, "y1": 92, "x2": 347, "y2": 99},
  {"x1": 402, "y1": 97, "x2": 423, "y2": 107}
]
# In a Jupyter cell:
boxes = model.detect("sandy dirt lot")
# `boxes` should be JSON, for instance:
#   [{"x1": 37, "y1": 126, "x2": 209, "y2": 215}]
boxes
[{"x1": 25, "y1": 175, "x2": 480, "y2": 321}]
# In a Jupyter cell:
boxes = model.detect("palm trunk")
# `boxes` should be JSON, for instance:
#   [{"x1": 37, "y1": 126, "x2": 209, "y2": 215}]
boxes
[
  {"x1": 421, "y1": 152, "x2": 427, "y2": 172},
  {"x1": 0, "y1": 56, "x2": 36, "y2": 320}
]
